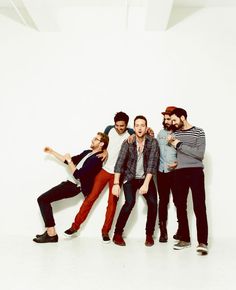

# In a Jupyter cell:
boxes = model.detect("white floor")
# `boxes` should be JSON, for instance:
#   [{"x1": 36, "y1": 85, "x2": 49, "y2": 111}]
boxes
[{"x1": 1, "y1": 235, "x2": 235, "y2": 290}]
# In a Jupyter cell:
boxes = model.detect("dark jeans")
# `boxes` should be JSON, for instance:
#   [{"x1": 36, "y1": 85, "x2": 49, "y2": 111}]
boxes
[
  {"x1": 174, "y1": 168, "x2": 208, "y2": 245},
  {"x1": 115, "y1": 178, "x2": 157, "y2": 236},
  {"x1": 37, "y1": 181, "x2": 81, "y2": 227},
  {"x1": 157, "y1": 171, "x2": 178, "y2": 224}
]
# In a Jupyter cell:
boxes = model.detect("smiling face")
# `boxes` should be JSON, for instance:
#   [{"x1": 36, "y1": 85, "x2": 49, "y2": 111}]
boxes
[
  {"x1": 171, "y1": 114, "x2": 184, "y2": 130},
  {"x1": 134, "y1": 118, "x2": 147, "y2": 139},
  {"x1": 163, "y1": 114, "x2": 172, "y2": 129},
  {"x1": 115, "y1": 120, "x2": 127, "y2": 135},
  {"x1": 90, "y1": 134, "x2": 102, "y2": 150}
]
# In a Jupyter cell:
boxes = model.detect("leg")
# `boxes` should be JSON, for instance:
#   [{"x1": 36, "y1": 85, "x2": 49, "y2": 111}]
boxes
[
  {"x1": 143, "y1": 179, "x2": 158, "y2": 237},
  {"x1": 114, "y1": 180, "x2": 138, "y2": 235},
  {"x1": 37, "y1": 181, "x2": 80, "y2": 228},
  {"x1": 71, "y1": 169, "x2": 109, "y2": 230},
  {"x1": 34, "y1": 181, "x2": 79, "y2": 243},
  {"x1": 157, "y1": 172, "x2": 171, "y2": 224},
  {"x1": 101, "y1": 174, "x2": 118, "y2": 235},
  {"x1": 190, "y1": 168, "x2": 208, "y2": 245},
  {"x1": 170, "y1": 171, "x2": 181, "y2": 239},
  {"x1": 157, "y1": 172, "x2": 171, "y2": 242},
  {"x1": 173, "y1": 170, "x2": 191, "y2": 243}
]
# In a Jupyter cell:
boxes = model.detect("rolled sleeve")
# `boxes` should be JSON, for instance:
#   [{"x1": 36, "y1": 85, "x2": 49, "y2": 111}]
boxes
[{"x1": 114, "y1": 141, "x2": 129, "y2": 173}]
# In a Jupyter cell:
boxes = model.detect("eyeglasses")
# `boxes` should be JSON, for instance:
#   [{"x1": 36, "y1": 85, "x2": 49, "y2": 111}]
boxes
[{"x1": 93, "y1": 137, "x2": 101, "y2": 142}]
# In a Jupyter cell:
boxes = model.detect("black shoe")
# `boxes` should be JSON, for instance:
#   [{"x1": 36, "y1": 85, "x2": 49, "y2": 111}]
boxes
[
  {"x1": 102, "y1": 233, "x2": 111, "y2": 243},
  {"x1": 36, "y1": 231, "x2": 47, "y2": 238},
  {"x1": 173, "y1": 230, "x2": 182, "y2": 240},
  {"x1": 159, "y1": 234, "x2": 168, "y2": 243},
  {"x1": 64, "y1": 227, "x2": 77, "y2": 237},
  {"x1": 33, "y1": 233, "x2": 58, "y2": 243}
]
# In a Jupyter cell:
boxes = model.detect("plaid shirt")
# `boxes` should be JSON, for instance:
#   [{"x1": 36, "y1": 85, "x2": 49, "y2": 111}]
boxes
[{"x1": 114, "y1": 135, "x2": 159, "y2": 182}]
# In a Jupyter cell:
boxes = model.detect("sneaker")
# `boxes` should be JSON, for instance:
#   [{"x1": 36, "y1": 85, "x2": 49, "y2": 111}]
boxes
[
  {"x1": 173, "y1": 240, "x2": 191, "y2": 250},
  {"x1": 102, "y1": 233, "x2": 111, "y2": 244},
  {"x1": 196, "y1": 243, "x2": 208, "y2": 255},
  {"x1": 145, "y1": 235, "x2": 154, "y2": 247},
  {"x1": 113, "y1": 234, "x2": 126, "y2": 246},
  {"x1": 64, "y1": 227, "x2": 77, "y2": 238},
  {"x1": 33, "y1": 233, "x2": 58, "y2": 243}
]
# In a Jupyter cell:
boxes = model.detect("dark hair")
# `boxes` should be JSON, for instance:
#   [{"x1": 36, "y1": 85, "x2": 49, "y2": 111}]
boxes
[
  {"x1": 97, "y1": 132, "x2": 109, "y2": 150},
  {"x1": 114, "y1": 112, "x2": 129, "y2": 125},
  {"x1": 134, "y1": 115, "x2": 147, "y2": 126},
  {"x1": 170, "y1": 108, "x2": 187, "y2": 119}
]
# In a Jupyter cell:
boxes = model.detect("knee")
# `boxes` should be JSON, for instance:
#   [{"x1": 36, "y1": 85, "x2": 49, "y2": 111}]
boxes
[
  {"x1": 37, "y1": 195, "x2": 44, "y2": 205},
  {"x1": 124, "y1": 199, "x2": 135, "y2": 211}
]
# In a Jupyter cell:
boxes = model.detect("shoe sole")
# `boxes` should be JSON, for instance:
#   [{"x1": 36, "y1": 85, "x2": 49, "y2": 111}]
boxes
[
  {"x1": 113, "y1": 240, "x2": 126, "y2": 246},
  {"x1": 33, "y1": 239, "x2": 58, "y2": 243},
  {"x1": 159, "y1": 239, "x2": 168, "y2": 243},
  {"x1": 63, "y1": 232, "x2": 78, "y2": 239},
  {"x1": 102, "y1": 240, "x2": 111, "y2": 244},
  {"x1": 145, "y1": 243, "x2": 154, "y2": 247},
  {"x1": 173, "y1": 245, "x2": 191, "y2": 250},
  {"x1": 197, "y1": 248, "x2": 208, "y2": 255}
]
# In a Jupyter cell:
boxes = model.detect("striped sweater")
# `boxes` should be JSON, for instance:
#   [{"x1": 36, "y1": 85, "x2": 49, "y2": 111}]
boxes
[{"x1": 173, "y1": 126, "x2": 205, "y2": 170}]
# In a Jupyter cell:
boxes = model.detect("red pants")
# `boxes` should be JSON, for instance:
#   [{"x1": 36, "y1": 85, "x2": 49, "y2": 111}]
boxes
[{"x1": 71, "y1": 169, "x2": 118, "y2": 235}]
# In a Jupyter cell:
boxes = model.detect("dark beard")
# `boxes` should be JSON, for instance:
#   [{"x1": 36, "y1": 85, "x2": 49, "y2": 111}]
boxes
[
  {"x1": 163, "y1": 120, "x2": 176, "y2": 132},
  {"x1": 175, "y1": 121, "x2": 184, "y2": 130}
]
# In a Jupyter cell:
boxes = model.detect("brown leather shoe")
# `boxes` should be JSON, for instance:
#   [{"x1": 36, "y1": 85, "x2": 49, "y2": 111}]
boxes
[
  {"x1": 33, "y1": 232, "x2": 58, "y2": 243},
  {"x1": 145, "y1": 235, "x2": 154, "y2": 247},
  {"x1": 113, "y1": 234, "x2": 126, "y2": 246}
]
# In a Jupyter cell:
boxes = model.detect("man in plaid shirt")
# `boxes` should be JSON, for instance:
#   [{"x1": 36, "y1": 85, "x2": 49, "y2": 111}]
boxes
[{"x1": 112, "y1": 115, "x2": 159, "y2": 246}]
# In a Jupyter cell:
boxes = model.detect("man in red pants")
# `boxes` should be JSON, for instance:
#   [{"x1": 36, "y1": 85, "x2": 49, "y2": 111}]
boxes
[{"x1": 64, "y1": 112, "x2": 134, "y2": 242}]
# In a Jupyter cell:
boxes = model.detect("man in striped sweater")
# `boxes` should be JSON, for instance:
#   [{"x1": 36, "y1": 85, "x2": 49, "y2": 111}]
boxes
[{"x1": 167, "y1": 108, "x2": 208, "y2": 255}]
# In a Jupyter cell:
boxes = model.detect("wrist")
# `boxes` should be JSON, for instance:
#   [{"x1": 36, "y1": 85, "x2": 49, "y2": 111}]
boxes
[
  {"x1": 113, "y1": 183, "x2": 120, "y2": 186},
  {"x1": 67, "y1": 159, "x2": 72, "y2": 163}
]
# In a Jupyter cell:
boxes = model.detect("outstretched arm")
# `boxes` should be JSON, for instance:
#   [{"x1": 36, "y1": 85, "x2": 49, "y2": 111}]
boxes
[{"x1": 44, "y1": 146, "x2": 66, "y2": 163}]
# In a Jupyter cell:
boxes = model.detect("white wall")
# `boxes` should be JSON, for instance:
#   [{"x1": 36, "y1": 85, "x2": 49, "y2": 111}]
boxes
[{"x1": 0, "y1": 6, "x2": 235, "y2": 242}]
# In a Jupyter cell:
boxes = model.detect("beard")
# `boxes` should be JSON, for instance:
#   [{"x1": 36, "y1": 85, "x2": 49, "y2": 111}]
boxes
[
  {"x1": 175, "y1": 120, "x2": 184, "y2": 130},
  {"x1": 163, "y1": 120, "x2": 176, "y2": 132}
]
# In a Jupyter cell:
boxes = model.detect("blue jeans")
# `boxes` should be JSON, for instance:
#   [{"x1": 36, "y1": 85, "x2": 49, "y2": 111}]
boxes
[{"x1": 115, "y1": 178, "x2": 157, "y2": 236}]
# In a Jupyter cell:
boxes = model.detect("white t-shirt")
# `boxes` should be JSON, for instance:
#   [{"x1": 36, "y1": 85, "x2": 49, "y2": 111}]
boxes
[{"x1": 103, "y1": 127, "x2": 130, "y2": 174}]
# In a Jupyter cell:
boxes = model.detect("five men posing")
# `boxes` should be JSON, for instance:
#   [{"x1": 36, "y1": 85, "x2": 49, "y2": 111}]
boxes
[{"x1": 34, "y1": 108, "x2": 209, "y2": 255}]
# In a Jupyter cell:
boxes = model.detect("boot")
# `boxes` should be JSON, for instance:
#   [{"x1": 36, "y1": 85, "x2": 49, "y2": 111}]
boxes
[{"x1": 159, "y1": 221, "x2": 168, "y2": 243}]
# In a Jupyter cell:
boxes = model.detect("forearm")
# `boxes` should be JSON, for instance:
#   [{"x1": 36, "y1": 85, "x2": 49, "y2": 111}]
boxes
[
  {"x1": 113, "y1": 173, "x2": 121, "y2": 185},
  {"x1": 143, "y1": 173, "x2": 152, "y2": 186},
  {"x1": 177, "y1": 143, "x2": 205, "y2": 160},
  {"x1": 67, "y1": 160, "x2": 76, "y2": 174},
  {"x1": 51, "y1": 150, "x2": 66, "y2": 162}
]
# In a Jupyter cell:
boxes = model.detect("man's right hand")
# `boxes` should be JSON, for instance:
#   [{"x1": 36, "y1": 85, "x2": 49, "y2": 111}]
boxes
[
  {"x1": 112, "y1": 184, "x2": 121, "y2": 197},
  {"x1": 44, "y1": 146, "x2": 53, "y2": 154}
]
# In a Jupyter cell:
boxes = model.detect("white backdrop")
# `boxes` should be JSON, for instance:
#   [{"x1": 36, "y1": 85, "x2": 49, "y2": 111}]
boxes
[{"x1": 0, "y1": 6, "x2": 235, "y2": 242}]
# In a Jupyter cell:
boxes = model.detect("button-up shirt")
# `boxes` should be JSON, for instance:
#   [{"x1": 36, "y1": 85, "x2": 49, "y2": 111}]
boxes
[
  {"x1": 157, "y1": 129, "x2": 177, "y2": 173},
  {"x1": 114, "y1": 135, "x2": 159, "y2": 182}
]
